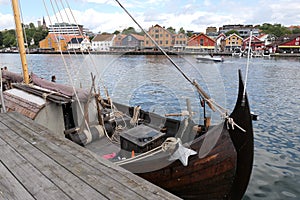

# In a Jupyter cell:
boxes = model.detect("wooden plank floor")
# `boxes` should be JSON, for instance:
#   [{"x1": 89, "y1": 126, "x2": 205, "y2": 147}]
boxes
[{"x1": 0, "y1": 112, "x2": 181, "y2": 200}]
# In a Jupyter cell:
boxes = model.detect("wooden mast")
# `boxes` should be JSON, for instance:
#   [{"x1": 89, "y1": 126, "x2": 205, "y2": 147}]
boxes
[{"x1": 11, "y1": 0, "x2": 30, "y2": 84}]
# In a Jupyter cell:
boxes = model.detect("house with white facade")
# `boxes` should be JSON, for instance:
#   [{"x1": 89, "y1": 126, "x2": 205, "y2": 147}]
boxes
[
  {"x1": 91, "y1": 34, "x2": 116, "y2": 51},
  {"x1": 80, "y1": 38, "x2": 91, "y2": 51}
]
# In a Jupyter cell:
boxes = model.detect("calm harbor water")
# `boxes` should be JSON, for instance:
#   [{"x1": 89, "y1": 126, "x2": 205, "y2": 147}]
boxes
[{"x1": 1, "y1": 53, "x2": 300, "y2": 199}]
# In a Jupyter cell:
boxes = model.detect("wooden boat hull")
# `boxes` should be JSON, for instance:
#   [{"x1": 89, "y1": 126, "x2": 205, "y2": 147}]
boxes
[{"x1": 122, "y1": 70, "x2": 253, "y2": 200}]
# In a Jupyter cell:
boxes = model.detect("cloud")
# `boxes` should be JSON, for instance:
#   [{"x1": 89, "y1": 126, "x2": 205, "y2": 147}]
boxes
[
  {"x1": 2, "y1": 0, "x2": 300, "y2": 34},
  {"x1": 0, "y1": 13, "x2": 14, "y2": 30}
]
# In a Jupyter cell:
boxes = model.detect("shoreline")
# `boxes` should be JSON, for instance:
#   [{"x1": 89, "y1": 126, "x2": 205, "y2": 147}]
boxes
[{"x1": 0, "y1": 50, "x2": 299, "y2": 57}]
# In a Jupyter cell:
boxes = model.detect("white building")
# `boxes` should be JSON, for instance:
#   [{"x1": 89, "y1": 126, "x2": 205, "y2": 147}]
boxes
[
  {"x1": 48, "y1": 22, "x2": 83, "y2": 35},
  {"x1": 91, "y1": 34, "x2": 116, "y2": 51}
]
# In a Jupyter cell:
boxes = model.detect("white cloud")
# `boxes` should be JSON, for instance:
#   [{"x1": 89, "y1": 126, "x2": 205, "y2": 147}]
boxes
[
  {"x1": 1, "y1": 0, "x2": 300, "y2": 33},
  {"x1": 0, "y1": 13, "x2": 14, "y2": 30}
]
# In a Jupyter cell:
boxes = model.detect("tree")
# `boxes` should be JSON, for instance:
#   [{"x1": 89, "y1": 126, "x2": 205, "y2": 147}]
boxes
[
  {"x1": 178, "y1": 27, "x2": 185, "y2": 34},
  {"x1": 166, "y1": 27, "x2": 176, "y2": 34},
  {"x1": 29, "y1": 23, "x2": 35, "y2": 29},
  {"x1": 258, "y1": 23, "x2": 291, "y2": 37},
  {"x1": 225, "y1": 30, "x2": 240, "y2": 36},
  {"x1": 113, "y1": 30, "x2": 120, "y2": 35},
  {"x1": 0, "y1": 32, "x2": 3, "y2": 47},
  {"x1": 2, "y1": 29, "x2": 16, "y2": 47},
  {"x1": 292, "y1": 28, "x2": 300, "y2": 34},
  {"x1": 122, "y1": 27, "x2": 137, "y2": 35}
]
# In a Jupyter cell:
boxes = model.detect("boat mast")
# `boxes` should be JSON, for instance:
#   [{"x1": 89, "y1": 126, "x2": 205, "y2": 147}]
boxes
[{"x1": 11, "y1": 0, "x2": 30, "y2": 84}]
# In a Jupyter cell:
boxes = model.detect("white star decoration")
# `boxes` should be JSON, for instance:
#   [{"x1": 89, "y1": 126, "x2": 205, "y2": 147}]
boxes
[{"x1": 168, "y1": 142, "x2": 197, "y2": 166}]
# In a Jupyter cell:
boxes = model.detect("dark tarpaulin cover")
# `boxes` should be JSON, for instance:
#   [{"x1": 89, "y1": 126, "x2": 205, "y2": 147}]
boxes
[{"x1": 31, "y1": 73, "x2": 89, "y2": 102}]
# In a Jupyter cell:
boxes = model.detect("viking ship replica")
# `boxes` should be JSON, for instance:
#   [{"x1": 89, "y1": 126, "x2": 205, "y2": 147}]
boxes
[{"x1": 0, "y1": 0, "x2": 254, "y2": 199}]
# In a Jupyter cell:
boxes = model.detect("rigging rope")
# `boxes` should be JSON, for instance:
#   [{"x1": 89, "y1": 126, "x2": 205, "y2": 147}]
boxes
[
  {"x1": 44, "y1": 0, "x2": 90, "y2": 134},
  {"x1": 243, "y1": 30, "x2": 252, "y2": 104},
  {"x1": 114, "y1": 0, "x2": 247, "y2": 132}
]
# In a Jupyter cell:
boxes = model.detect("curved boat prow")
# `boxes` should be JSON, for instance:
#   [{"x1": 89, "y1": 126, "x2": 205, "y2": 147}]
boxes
[{"x1": 228, "y1": 69, "x2": 254, "y2": 199}]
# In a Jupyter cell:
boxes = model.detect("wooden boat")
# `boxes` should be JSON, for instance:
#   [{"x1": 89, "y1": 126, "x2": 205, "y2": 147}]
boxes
[
  {"x1": 196, "y1": 54, "x2": 224, "y2": 62},
  {"x1": 1, "y1": 0, "x2": 254, "y2": 199}
]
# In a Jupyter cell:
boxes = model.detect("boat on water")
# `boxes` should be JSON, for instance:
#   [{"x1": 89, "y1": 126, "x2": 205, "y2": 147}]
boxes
[
  {"x1": 1, "y1": 0, "x2": 254, "y2": 199},
  {"x1": 196, "y1": 54, "x2": 224, "y2": 62}
]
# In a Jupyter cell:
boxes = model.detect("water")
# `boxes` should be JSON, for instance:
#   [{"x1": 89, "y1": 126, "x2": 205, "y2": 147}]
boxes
[{"x1": 1, "y1": 53, "x2": 300, "y2": 199}]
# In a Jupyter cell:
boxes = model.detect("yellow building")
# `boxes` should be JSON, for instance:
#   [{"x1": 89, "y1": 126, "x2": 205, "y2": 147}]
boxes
[
  {"x1": 144, "y1": 24, "x2": 173, "y2": 49},
  {"x1": 224, "y1": 33, "x2": 243, "y2": 51},
  {"x1": 39, "y1": 33, "x2": 83, "y2": 51}
]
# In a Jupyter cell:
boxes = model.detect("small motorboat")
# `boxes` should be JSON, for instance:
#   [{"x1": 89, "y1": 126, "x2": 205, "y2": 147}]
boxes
[{"x1": 196, "y1": 54, "x2": 224, "y2": 62}]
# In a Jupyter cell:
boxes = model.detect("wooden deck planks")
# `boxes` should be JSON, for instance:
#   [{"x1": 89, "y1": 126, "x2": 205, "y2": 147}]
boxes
[
  {"x1": 0, "y1": 112, "x2": 181, "y2": 200},
  {"x1": 0, "y1": 161, "x2": 35, "y2": 200}
]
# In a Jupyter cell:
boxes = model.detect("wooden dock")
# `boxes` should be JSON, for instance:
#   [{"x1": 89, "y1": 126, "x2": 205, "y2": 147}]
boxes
[{"x1": 0, "y1": 112, "x2": 181, "y2": 200}]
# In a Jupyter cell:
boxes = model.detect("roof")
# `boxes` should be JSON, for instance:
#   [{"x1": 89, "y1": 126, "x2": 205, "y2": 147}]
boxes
[
  {"x1": 268, "y1": 34, "x2": 300, "y2": 46},
  {"x1": 225, "y1": 33, "x2": 243, "y2": 40},
  {"x1": 216, "y1": 33, "x2": 226, "y2": 40},
  {"x1": 92, "y1": 34, "x2": 115, "y2": 42},
  {"x1": 130, "y1": 34, "x2": 144, "y2": 41},
  {"x1": 4, "y1": 88, "x2": 45, "y2": 119},
  {"x1": 187, "y1": 33, "x2": 215, "y2": 43},
  {"x1": 47, "y1": 33, "x2": 84, "y2": 43},
  {"x1": 68, "y1": 38, "x2": 84, "y2": 44}
]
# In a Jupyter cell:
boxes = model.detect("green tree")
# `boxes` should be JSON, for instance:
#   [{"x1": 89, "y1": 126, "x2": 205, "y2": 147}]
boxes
[
  {"x1": 225, "y1": 30, "x2": 240, "y2": 36},
  {"x1": 29, "y1": 22, "x2": 35, "y2": 29},
  {"x1": 0, "y1": 32, "x2": 3, "y2": 47},
  {"x1": 166, "y1": 27, "x2": 176, "y2": 34},
  {"x1": 122, "y1": 27, "x2": 137, "y2": 35},
  {"x1": 178, "y1": 27, "x2": 185, "y2": 34},
  {"x1": 292, "y1": 28, "x2": 300, "y2": 34},
  {"x1": 113, "y1": 30, "x2": 120, "y2": 35},
  {"x1": 258, "y1": 23, "x2": 291, "y2": 37},
  {"x1": 2, "y1": 29, "x2": 16, "y2": 47}
]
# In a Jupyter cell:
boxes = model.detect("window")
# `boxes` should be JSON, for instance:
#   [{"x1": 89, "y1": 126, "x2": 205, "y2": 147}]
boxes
[
  {"x1": 155, "y1": 34, "x2": 159, "y2": 38},
  {"x1": 200, "y1": 39, "x2": 204, "y2": 46}
]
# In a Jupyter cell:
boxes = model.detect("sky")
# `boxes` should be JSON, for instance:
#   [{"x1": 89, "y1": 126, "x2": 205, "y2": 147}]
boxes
[{"x1": 1, "y1": 0, "x2": 300, "y2": 33}]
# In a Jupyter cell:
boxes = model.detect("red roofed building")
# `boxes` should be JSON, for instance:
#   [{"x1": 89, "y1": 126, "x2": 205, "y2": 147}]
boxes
[{"x1": 187, "y1": 33, "x2": 216, "y2": 52}]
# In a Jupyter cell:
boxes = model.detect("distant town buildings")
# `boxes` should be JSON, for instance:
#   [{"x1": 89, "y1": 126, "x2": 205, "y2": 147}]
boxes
[
  {"x1": 35, "y1": 21, "x2": 300, "y2": 54},
  {"x1": 219, "y1": 24, "x2": 260, "y2": 37}
]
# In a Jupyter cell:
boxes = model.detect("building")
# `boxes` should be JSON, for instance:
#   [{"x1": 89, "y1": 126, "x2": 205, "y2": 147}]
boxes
[
  {"x1": 144, "y1": 24, "x2": 173, "y2": 50},
  {"x1": 113, "y1": 34, "x2": 126, "y2": 47},
  {"x1": 224, "y1": 33, "x2": 243, "y2": 51},
  {"x1": 186, "y1": 33, "x2": 216, "y2": 52},
  {"x1": 173, "y1": 33, "x2": 188, "y2": 51},
  {"x1": 215, "y1": 33, "x2": 226, "y2": 52},
  {"x1": 37, "y1": 17, "x2": 47, "y2": 31},
  {"x1": 219, "y1": 24, "x2": 260, "y2": 38},
  {"x1": 242, "y1": 35, "x2": 265, "y2": 51},
  {"x1": 206, "y1": 26, "x2": 217, "y2": 34},
  {"x1": 91, "y1": 34, "x2": 116, "y2": 51},
  {"x1": 80, "y1": 37, "x2": 92, "y2": 51},
  {"x1": 48, "y1": 22, "x2": 83, "y2": 35},
  {"x1": 39, "y1": 33, "x2": 84, "y2": 51},
  {"x1": 268, "y1": 34, "x2": 300, "y2": 53},
  {"x1": 122, "y1": 34, "x2": 144, "y2": 47}
]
